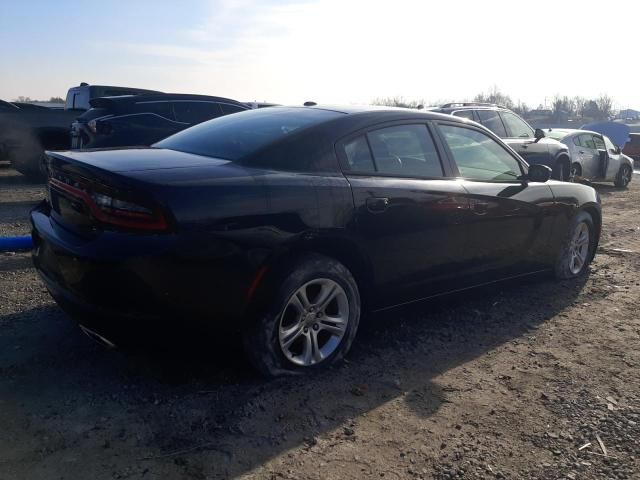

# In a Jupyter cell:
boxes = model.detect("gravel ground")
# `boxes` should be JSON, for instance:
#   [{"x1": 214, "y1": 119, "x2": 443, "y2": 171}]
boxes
[{"x1": 1, "y1": 162, "x2": 639, "y2": 479}]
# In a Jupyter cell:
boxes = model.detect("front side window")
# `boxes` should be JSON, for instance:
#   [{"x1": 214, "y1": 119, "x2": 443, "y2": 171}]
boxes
[
  {"x1": 580, "y1": 134, "x2": 597, "y2": 150},
  {"x1": 604, "y1": 136, "x2": 617, "y2": 153},
  {"x1": 593, "y1": 135, "x2": 605, "y2": 150},
  {"x1": 439, "y1": 124, "x2": 522, "y2": 182},
  {"x1": 500, "y1": 112, "x2": 534, "y2": 138},
  {"x1": 573, "y1": 136, "x2": 582, "y2": 147},
  {"x1": 476, "y1": 110, "x2": 507, "y2": 137},
  {"x1": 367, "y1": 125, "x2": 443, "y2": 177}
]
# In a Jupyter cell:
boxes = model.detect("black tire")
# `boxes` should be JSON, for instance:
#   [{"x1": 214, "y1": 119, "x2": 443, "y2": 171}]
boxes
[
  {"x1": 552, "y1": 160, "x2": 568, "y2": 181},
  {"x1": 614, "y1": 164, "x2": 632, "y2": 188},
  {"x1": 569, "y1": 163, "x2": 582, "y2": 183},
  {"x1": 243, "y1": 254, "x2": 361, "y2": 377},
  {"x1": 9, "y1": 139, "x2": 47, "y2": 182},
  {"x1": 554, "y1": 211, "x2": 596, "y2": 279}
]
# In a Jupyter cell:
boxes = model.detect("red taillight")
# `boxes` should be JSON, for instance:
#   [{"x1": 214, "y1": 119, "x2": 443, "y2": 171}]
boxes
[{"x1": 49, "y1": 178, "x2": 168, "y2": 232}]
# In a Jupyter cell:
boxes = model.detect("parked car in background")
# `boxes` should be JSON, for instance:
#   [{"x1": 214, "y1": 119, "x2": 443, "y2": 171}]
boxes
[
  {"x1": 623, "y1": 133, "x2": 640, "y2": 165},
  {"x1": 0, "y1": 100, "x2": 79, "y2": 178},
  {"x1": 33, "y1": 106, "x2": 601, "y2": 376},
  {"x1": 65, "y1": 83, "x2": 161, "y2": 111},
  {"x1": 544, "y1": 129, "x2": 634, "y2": 188},
  {"x1": 245, "y1": 101, "x2": 280, "y2": 109},
  {"x1": 430, "y1": 103, "x2": 572, "y2": 180},
  {"x1": 0, "y1": 83, "x2": 162, "y2": 179},
  {"x1": 71, "y1": 94, "x2": 249, "y2": 149}
]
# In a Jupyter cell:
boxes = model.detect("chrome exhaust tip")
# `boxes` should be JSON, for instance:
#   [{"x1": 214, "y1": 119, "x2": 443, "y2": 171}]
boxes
[{"x1": 79, "y1": 325, "x2": 117, "y2": 349}]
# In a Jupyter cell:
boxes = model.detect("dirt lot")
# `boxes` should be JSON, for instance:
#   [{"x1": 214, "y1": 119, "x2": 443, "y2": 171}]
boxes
[{"x1": 1, "y1": 160, "x2": 639, "y2": 480}]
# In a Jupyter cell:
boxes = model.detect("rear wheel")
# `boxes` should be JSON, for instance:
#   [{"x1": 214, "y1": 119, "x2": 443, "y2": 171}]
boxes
[
  {"x1": 569, "y1": 163, "x2": 582, "y2": 183},
  {"x1": 554, "y1": 211, "x2": 596, "y2": 279},
  {"x1": 614, "y1": 164, "x2": 632, "y2": 188},
  {"x1": 243, "y1": 254, "x2": 361, "y2": 377}
]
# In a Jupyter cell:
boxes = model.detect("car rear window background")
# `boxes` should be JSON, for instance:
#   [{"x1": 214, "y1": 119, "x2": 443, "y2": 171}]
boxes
[{"x1": 155, "y1": 108, "x2": 343, "y2": 162}]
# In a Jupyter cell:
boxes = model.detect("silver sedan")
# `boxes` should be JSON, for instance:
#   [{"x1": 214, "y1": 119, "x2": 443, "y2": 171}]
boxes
[{"x1": 544, "y1": 129, "x2": 634, "y2": 188}]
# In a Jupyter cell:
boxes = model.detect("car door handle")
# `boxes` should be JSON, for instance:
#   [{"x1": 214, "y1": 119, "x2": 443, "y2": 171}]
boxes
[{"x1": 366, "y1": 197, "x2": 389, "y2": 213}]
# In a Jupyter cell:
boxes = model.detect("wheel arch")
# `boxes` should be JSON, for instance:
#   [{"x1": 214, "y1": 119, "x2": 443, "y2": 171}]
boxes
[
  {"x1": 579, "y1": 203, "x2": 601, "y2": 260},
  {"x1": 248, "y1": 234, "x2": 375, "y2": 319}
]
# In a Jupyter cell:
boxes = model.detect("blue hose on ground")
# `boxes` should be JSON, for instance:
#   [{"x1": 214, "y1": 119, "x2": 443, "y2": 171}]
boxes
[{"x1": 0, "y1": 236, "x2": 33, "y2": 252}]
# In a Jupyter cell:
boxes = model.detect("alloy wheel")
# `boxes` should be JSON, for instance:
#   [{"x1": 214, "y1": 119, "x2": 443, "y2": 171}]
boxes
[
  {"x1": 278, "y1": 278, "x2": 349, "y2": 367},
  {"x1": 568, "y1": 222, "x2": 590, "y2": 275}
]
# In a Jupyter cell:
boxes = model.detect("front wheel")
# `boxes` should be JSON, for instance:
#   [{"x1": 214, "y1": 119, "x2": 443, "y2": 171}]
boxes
[
  {"x1": 614, "y1": 164, "x2": 632, "y2": 188},
  {"x1": 554, "y1": 211, "x2": 596, "y2": 279},
  {"x1": 243, "y1": 254, "x2": 361, "y2": 377}
]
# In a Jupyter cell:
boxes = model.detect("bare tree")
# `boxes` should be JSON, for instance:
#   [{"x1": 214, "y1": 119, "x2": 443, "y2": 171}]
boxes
[
  {"x1": 371, "y1": 96, "x2": 427, "y2": 109},
  {"x1": 473, "y1": 86, "x2": 514, "y2": 109},
  {"x1": 595, "y1": 95, "x2": 614, "y2": 119}
]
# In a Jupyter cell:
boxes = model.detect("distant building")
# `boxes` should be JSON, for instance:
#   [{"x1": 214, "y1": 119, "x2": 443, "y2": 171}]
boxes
[{"x1": 617, "y1": 109, "x2": 640, "y2": 120}]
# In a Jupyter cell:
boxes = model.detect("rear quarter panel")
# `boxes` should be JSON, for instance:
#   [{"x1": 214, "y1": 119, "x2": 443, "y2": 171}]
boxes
[{"x1": 546, "y1": 181, "x2": 601, "y2": 256}]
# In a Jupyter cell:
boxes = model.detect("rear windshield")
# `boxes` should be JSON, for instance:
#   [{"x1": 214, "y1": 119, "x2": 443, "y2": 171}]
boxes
[{"x1": 154, "y1": 107, "x2": 343, "y2": 161}]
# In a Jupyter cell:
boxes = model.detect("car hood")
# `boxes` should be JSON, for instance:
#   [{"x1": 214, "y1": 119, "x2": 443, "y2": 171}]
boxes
[{"x1": 506, "y1": 137, "x2": 565, "y2": 148}]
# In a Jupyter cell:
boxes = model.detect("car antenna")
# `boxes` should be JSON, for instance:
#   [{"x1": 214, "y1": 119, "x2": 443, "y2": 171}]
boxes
[{"x1": 304, "y1": 101, "x2": 317, "y2": 107}]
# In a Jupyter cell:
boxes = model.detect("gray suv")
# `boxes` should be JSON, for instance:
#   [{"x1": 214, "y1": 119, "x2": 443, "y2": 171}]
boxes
[{"x1": 431, "y1": 103, "x2": 572, "y2": 180}]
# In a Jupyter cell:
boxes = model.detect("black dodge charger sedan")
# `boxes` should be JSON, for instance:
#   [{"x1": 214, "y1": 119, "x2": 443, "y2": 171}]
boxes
[{"x1": 31, "y1": 106, "x2": 601, "y2": 376}]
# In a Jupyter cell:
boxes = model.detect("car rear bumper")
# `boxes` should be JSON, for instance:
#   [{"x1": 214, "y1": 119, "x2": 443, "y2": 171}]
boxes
[{"x1": 31, "y1": 203, "x2": 256, "y2": 339}]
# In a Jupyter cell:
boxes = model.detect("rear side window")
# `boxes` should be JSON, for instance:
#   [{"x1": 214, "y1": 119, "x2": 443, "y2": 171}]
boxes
[
  {"x1": 344, "y1": 136, "x2": 375, "y2": 172},
  {"x1": 439, "y1": 124, "x2": 522, "y2": 182},
  {"x1": 452, "y1": 110, "x2": 475, "y2": 121},
  {"x1": 173, "y1": 102, "x2": 222, "y2": 123},
  {"x1": 500, "y1": 112, "x2": 533, "y2": 138},
  {"x1": 476, "y1": 110, "x2": 507, "y2": 137},
  {"x1": 367, "y1": 125, "x2": 443, "y2": 177},
  {"x1": 134, "y1": 101, "x2": 173, "y2": 119},
  {"x1": 220, "y1": 103, "x2": 246, "y2": 114},
  {"x1": 155, "y1": 107, "x2": 343, "y2": 161}
]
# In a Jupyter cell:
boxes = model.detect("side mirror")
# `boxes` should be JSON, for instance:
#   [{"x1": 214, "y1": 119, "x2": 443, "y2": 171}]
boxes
[
  {"x1": 534, "y1": 128, "x2": 545, "y2": 141},
  {"x1": 614, "y1": 146, "x2": 621, "y2": 155},
  {"x1": 527, "y1": 164, "x2": 552, "y2": 182}
]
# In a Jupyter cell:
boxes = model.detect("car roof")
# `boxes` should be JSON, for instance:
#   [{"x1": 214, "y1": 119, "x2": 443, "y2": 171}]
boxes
[
  {"x1": 88, "y1": 93, "x2": 248, "y2": 109},
  {"x1": 433, "y1": 103, "x2": 511, "y2": 113},
  {"x1": 300, "y1": 105, "x2": 472, "y2": 123},
  {"x1": 97, "y1": 93, "x2": 246, "y2": 104}
]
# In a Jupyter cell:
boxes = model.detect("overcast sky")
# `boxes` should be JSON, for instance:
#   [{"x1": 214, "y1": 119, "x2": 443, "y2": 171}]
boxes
[{"x1": 1, "y1": 0, "x2": 638, "y2": 108}]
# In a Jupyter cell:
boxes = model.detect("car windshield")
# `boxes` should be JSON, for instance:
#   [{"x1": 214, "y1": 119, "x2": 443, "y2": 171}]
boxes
[{"x1": 155, "y1": 107, "x2": 343, "y2": 161}]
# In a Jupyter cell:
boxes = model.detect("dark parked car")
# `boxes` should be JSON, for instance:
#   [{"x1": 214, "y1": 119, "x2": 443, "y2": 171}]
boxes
[
  {"x1": 70, "y1": 94, "x2": 249, "y2": 149},
  {"x1": 623, "y1": 133, "x2": 640, "y2": 165},
  {"x1": 431, "y1": 103, "x2": 572, "y2": 180},
  {"x1": 65, "y1": 83, "x2": 161, "y2": 111},
  {"x1": 32, "y1": 106, "x2": 601, "y2": 376}
]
